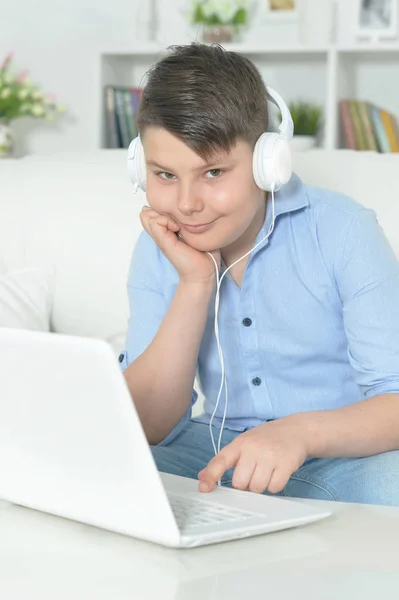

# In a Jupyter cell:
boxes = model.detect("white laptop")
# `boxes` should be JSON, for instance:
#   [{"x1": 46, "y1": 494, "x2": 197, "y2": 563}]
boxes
[{"x1": 0, "y1": 328, "x2": 331, "y2": 548}]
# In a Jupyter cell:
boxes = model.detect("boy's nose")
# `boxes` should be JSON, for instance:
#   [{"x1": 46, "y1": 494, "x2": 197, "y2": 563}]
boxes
[{"x1": 177, "y1": 184, "x2": 203, "y2": 215}]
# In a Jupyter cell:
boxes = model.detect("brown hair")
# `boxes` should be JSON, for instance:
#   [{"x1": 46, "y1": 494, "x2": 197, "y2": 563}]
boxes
[{"x1": 137, "y1": 43, "x2": 268, "y2": 160}]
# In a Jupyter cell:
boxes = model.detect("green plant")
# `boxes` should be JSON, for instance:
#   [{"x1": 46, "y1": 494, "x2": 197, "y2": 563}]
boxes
[
  {"x1": 288, "y1": 101, "x2": 322, "y2": 136},
  {"x1": 189, "y1": 0, "x2": 248, "y2": 26},
  {"x1": 0, "y1": 51, "x2": 65, "y2": 123}
]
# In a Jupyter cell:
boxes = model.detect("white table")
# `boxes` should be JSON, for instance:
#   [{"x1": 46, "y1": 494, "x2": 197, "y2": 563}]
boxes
[{"x1": 0, "y1": 497, "x2": 398, "y2": 599}]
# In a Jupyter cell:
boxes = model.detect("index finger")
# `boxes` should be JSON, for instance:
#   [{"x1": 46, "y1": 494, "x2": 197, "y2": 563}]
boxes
[{"x1": 198, "y1": 445, "x2": 240, "y2": 491}]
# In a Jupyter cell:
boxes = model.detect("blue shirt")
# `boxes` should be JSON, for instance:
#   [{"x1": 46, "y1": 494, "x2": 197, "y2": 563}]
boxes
[{"x1": 120, "y1": 173, "x2": 399, "y2": 445}]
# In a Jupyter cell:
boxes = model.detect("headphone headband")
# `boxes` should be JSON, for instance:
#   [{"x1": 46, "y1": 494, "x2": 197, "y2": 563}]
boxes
[{"x1": 266, "y1": 86, "x2": 294, "y2": 140}]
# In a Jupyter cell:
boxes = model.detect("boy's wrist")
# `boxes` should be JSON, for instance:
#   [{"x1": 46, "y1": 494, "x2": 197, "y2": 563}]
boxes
[
  {"x1": 290, "y1": 411, "x2": 325, "y2": 458},
  {"x1": 178, "y1": 278, "x2": 215, "y2": 296}
]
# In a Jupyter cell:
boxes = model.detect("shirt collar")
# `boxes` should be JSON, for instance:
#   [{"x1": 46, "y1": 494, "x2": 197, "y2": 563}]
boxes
[
  {"x1": 274, "y1": 172, "x2": 309, "y2": 217},
  {"x1": 220, "y1": 173, "x2": 309, "y2": 274},
  {"x1": 254, "y1": 172, "x2": 309, "y2": 248}
]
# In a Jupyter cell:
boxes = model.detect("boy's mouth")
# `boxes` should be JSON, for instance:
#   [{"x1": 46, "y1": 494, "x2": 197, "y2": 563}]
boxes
[{"x1": 182, "y1": 219, "x2": 216, "y2": 234}]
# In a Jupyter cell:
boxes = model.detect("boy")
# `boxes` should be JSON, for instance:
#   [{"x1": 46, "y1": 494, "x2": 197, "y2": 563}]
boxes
[{"x1": 120, "y1": 43, "x2": 399, "y2": 506}]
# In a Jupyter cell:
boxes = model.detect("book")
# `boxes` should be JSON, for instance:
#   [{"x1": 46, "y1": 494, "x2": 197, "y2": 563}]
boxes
[
  {"x1": 104, "y1": 86, "x2": 121, "y2": 149},
  {"x1": 390, "y1": 116, "x2": 399, "y2": 152},
  {"x1": 380, "y1": 110, "x2": 399, "y2": 152},
  {"x1": 103, "y1": 86, "x2": 143, "y2": 149},
  {"x1": 339, "y1": 97, "x2": 399, "y2": 153},
  {"x1": 339, "y1": 100, "x2": 357, "y2": 150},
  {"x1": 348, "y1": 100, "x2": 367, "y2": 150},
  {"x1": 123, "y1": 89, "x2": 137, "y2": 141},
  {"x1": 369, "y1": 105, "x2": 391, "y2": 153},
  {"x1": 114, "y1": 88, "x2": 131, "y2": 149},
  {"x1": 357, "y1": 102, "x2": 378, "y2": 152}
]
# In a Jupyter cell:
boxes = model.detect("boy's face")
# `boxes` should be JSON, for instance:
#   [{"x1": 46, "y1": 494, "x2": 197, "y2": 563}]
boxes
[{"x1": 142, "y1": 127, "x2": 266, "y2": 254}]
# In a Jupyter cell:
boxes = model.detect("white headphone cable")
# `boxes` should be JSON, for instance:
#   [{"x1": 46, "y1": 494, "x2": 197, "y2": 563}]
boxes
[{"x1": 206, "y1": 186, "x2": 276, "y2": 486}]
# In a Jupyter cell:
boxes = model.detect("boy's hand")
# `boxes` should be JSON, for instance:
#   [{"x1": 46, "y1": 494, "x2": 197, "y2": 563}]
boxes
[
  {"x1": 198, "y1": 415, "x2": 310, "y2": 494},
  {"x1": 140, "y1": 206, "x2": 220, "y2": 285}
]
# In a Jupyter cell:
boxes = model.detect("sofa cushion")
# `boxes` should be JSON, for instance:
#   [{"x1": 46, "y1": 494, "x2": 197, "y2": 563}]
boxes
[
  {"x1": 1, "y1": 149, "x2": 398, "y2": 345},
  {"x1": 293, "y1": 150, "x2": 399, "y2": 259},
  {"x1": 0, "y1": 153, "x2": 145, "y2": 343},
  {"x1": 0, "y1": 267, "x2": 55, "y2": 332}
]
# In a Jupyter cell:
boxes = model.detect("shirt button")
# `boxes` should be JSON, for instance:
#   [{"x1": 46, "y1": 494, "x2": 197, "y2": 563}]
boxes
[
  {"x1": 242, "y1": 318, "x2": 252, "y2": 327},
  {"x1": 252, "y1": 377, "x2": 262, "y2": 386},
  {"x1": 118, "y1": 353, "x2": 124, "y2": 363}
]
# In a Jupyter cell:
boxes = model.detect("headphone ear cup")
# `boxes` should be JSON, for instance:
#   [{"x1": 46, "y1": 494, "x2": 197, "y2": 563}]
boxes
[
  {"x1": 252, "y1": 132, "x2": 293, "y2": 192},
  {"x1": 127, "y1": 137, "x2": 147, "y2": 192}
]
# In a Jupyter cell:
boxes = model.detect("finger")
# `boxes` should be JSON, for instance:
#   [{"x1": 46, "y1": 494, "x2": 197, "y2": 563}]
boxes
[
  {"x1": 139, "y1": 209, "x2": 157, "y2": 231},
  {"x1": 140, "y1": 212, "x2": 180, "y2": 244},
  {"x1": 139, "y1": 208, "x2": 163, "y2": 225},
  {"x1": 140, "y1": 206, "x2": 157, "y2": 218},
  {"x1": 231, "y1": 455, "x2": 257, "y2": 491},
  {"x1": 247, "y1": 463, "x2": 274, "y2": 495},
  {"x1": 198, "y1": 445, "x2": 240, "y2": 491},
  {"x1": 153, "y1": 214, "x2": 180, "y2": 232},
  {"x1": 267, "y1": 466, "x2": 292, "y2": 495},
  {"x1": 143, "y1": 212, "x2": 180, "y2": 235}
]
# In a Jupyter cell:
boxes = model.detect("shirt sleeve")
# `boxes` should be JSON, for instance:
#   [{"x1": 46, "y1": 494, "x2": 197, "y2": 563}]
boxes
[
  {"x1": 335, "y1": 208, "x2": 399, "y2": 398},
  {"x1": 119, "y1": 230, "x2": 198, "y2": 445}
]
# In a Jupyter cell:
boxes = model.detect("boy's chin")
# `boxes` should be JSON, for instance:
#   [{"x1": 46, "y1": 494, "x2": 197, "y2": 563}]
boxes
[{"x1": 180, "y1": 234, "x2": 220, "y2": 254}]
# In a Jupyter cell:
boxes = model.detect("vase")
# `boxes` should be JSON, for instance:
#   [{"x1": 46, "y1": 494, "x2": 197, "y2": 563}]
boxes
[
  {"x1": 290, "y1": 135, "x2": 316, "y2": 152},
  {"x1": 0, "y1": 120, "x2": 14, "y2": 158},
  {"x1": 202, "y1": 24, "x2": 236, "y2": 43}
]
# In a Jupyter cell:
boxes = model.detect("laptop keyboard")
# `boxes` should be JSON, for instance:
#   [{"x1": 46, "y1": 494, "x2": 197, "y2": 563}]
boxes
[{"x1": 169, "y1": 495, "x2": 258, "y2": 530}]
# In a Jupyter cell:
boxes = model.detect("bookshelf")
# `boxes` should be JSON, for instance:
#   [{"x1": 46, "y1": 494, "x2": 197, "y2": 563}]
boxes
[{"x1": 100, "y1": 42, "x2": 399, "y2": 151}]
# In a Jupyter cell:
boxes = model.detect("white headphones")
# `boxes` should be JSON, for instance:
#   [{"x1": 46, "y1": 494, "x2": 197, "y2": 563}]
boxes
[{"x1": 127, "y1": 86, "x2": 294, "y2": 193}]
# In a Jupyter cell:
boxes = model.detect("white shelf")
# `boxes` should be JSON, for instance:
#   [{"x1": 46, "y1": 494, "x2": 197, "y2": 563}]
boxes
[
  {"x1": 103, "y1": 43, "x2": 399, "y2": 57},
  {"x1": 337, "y1": 43, "x2": 399, "y2": 54},
  {"x1": 101, "y1": 44, "x2": 165, "y2": 57},
  {"x1": 103, "y1": 44, "x2": 331, "y2": 57},
  {"x1": 99, "y1": 43, "x2": 399, "y2": 151}
]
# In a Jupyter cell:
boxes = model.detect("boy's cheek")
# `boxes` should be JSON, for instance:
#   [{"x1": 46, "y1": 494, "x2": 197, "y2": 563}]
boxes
[{"x1": 146, "y1": 183, "x2": 175, "y2": 210}]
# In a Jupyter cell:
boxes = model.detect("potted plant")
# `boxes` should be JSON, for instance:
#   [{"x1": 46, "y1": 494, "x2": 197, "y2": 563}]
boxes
[
  {"x1": 188, "y1": 0, "x2": 249, "y2": 43},
  {"x1": 288, "y1": 100, "x2": 322, "y2": 151},
  {"x1": 0, "y1": 51, "x2": 65, "y2": 158}
]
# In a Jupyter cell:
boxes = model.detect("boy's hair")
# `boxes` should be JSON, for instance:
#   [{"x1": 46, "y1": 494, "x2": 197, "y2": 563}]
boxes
[{"x1": 137, "y1": 43, "x2": 269, "y2": 160}]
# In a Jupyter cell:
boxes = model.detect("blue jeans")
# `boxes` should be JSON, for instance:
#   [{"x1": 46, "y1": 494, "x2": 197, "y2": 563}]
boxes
[{"x1": 151, "y1": 421, "x2": 399, "y2": 506}]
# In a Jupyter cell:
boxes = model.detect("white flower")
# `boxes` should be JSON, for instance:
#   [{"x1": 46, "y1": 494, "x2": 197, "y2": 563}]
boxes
[
  {"x1": 200, "y1": 0, "x2": 246, "y2": 23},
  {"x1": 31, "y1": 104, "x2": 45, "y2": 117},
  {"x1": 0, "y1": 87, "x2": 11, "y2": 99},
  {"x1": 201, "y1": 0, "x2": 219, "y2": 18},
  {"x1": 18, "y1": 88, "x2": 29, "y2": 100},
  {"x1": 32, "y1": 89, "x2": 43, "y2": 100}
]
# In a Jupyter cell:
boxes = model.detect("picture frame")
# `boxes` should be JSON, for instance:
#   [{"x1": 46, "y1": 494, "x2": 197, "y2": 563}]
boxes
[
  {"x1": 264, "y1": 0, "x2": 300, "y2": 20},
  {"x1": 356, "y1": 0, "x2": 398, "y2": 40}
]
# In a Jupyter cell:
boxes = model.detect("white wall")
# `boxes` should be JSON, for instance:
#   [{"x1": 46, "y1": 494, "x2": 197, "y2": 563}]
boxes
[
  {"x1": 1, "y1": 0, "x2": 144, "y2": 155},
  {"x1": 2, "y1": 0, "x2": 398, "y2": 156}
]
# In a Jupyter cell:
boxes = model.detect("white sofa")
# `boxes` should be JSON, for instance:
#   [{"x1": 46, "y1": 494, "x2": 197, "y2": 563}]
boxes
[{"x1": 1, "y1": 150, "x2": 399, "y2": 400}]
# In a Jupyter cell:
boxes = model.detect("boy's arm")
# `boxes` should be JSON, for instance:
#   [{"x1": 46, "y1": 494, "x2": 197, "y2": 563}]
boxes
[
  {"x1": 123, "y1": 279, "x2": 213, "y2": 446},
  {"x1": 298, "y1": 393, "x2": 399, "y2": 458},
  {"x1": 305, "y1": 207, "x2": 399, "y2": 457},
  {"x1": 121, "y1": 231, "x2": 214, "y2": 446}
]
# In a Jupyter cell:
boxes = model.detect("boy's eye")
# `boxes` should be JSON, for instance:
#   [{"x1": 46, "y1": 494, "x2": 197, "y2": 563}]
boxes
[
  {"x1": 206, "y1": 169, "x2": 222, "y2": 178},
  {"x1": 157, "y1": 171, "x2": 176, "y2": 180}
]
